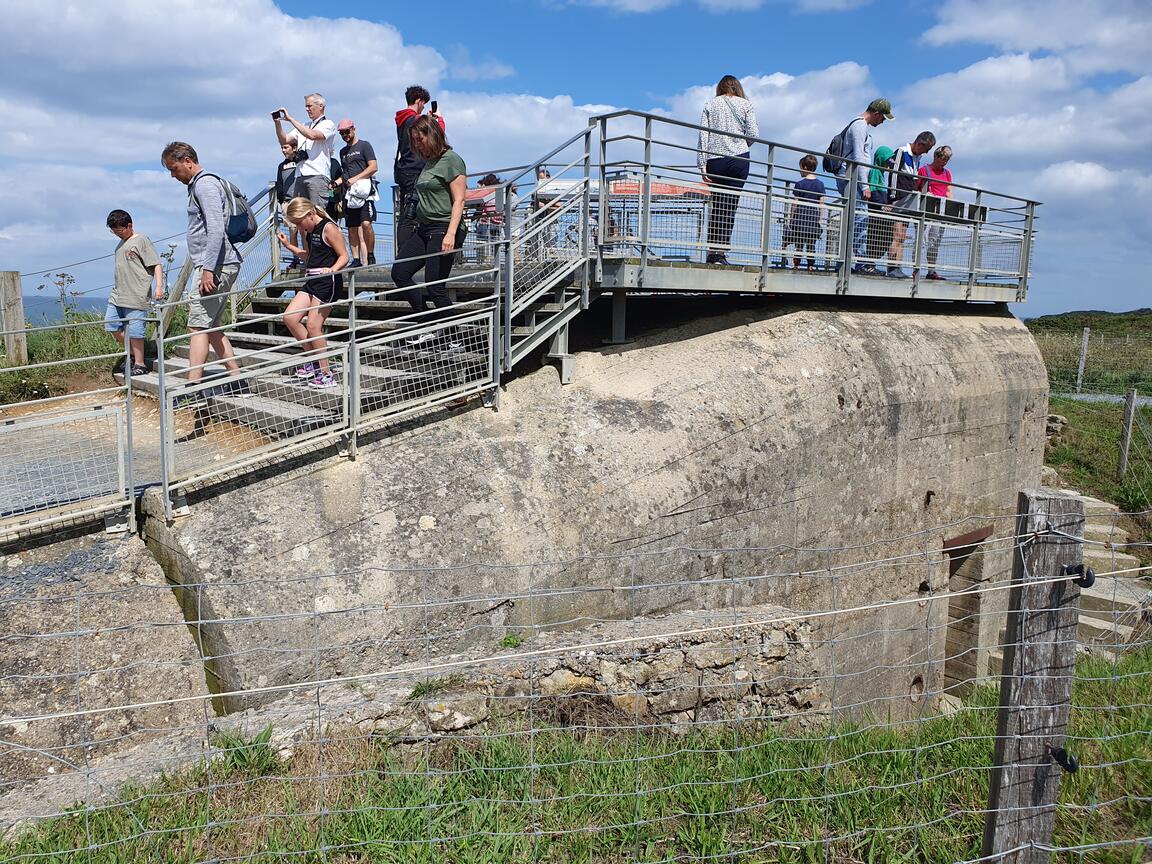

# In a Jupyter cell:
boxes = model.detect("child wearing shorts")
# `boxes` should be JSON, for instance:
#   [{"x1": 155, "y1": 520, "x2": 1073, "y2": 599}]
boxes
[{"x1": 105, "y1": 209, "x2": 163, "y2": 376}]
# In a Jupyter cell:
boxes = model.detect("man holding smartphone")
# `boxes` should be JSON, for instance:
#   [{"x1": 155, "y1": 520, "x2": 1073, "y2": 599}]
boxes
[
  {"x1": 274, "y1": 93, "x2": 337, "y2": 208},
  {"x1": 394, "y1": 85, "x2": 444, "y2": 248}
]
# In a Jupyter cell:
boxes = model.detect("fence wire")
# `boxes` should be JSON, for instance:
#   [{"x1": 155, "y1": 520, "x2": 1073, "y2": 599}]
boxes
[{"x1": 2, "y1": 510, "x2": 1149, "y2": 863}]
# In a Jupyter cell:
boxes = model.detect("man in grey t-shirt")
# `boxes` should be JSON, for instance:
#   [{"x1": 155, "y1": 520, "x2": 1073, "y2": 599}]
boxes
[
  {"x1": 160, "y1": 141, "x2": 251, "y2": 399},
  {"x1": 105, "y1": 209, "x2": 163, "y2": 376}
]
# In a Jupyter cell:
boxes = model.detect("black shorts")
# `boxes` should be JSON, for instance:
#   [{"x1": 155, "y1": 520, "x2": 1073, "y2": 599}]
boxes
[
  {"x1": 302, "y1": 274, "x2": 342, "y2": 305},
  {"x1": 345, "y1": 200, "x2": 376, "y2": 228}
]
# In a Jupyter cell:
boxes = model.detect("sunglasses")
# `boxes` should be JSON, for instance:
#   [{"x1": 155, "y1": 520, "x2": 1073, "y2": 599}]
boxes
[{"x1": 339, "y1": 129, "x2": 354, "y2": 136}]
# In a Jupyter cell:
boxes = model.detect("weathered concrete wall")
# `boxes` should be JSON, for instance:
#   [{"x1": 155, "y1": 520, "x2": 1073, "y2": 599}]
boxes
[
  {"x1": 143, "y1": 299, "x2": 1047, "y2": 719},
  {"x1": 0, "y1": 534, "x2": 210, "y2": 826}
]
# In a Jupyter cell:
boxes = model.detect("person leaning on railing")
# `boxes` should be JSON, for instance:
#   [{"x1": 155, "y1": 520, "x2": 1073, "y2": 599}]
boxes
[
  {"x1": 918, "y1": 145, "x2": 953, "y2": 280},
  {"x1": 389, "y1": 115, "x2": 468, "y2": 351},
  {"x1": 697, "y1": 75, "x2": 759, "y2": 266},
  {"x1": 276, "y1": 197, "x2": 349, "y2": 390}
]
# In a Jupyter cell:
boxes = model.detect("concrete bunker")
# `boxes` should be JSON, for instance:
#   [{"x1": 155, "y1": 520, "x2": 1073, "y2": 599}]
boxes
[{"x1": 137, "y1": 296, "x2": 1047, "y2": 720}]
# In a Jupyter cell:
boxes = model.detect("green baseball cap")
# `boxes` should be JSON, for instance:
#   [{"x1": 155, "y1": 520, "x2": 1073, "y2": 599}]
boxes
[{"x1": 867, "y1": 98, "x2": 894, "y2": 120}]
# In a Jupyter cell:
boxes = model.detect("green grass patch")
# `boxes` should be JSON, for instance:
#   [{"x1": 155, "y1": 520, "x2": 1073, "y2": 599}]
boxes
[
  {"x1": 1048, "y1": 397, "x2": 1152, "y2": 557},
  {"x1": 5, "y1": 649, "x2": 1150, "y2": 863}
]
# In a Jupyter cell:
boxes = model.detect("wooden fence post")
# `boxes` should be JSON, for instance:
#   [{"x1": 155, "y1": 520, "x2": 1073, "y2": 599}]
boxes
[
  {"x1": 1117, "y1": 389, "x2": 1137, "y2": 480},
  {"x1": 1074, "y1": 327, "x2": 1090, "y2": 393},
  {"x1": 982, "y1": 489, "x2": 1085, "y2": 863},
  {"x1": 0, "y1": 271, "x2": 27, "y2": 366}
]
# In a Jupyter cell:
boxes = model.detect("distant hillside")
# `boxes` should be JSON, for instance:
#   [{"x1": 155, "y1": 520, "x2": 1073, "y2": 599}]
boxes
[{"x1": 1025, "y1": 309, "x2": 1152, "y2": 334}]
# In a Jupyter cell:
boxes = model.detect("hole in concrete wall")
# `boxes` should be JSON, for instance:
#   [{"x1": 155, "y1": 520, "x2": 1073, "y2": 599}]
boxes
[
  {"x1": 924, "y1": 490, "x2": 936, "y2": 509},
  {"x1": 837, "y1": 394, "x2": 846, "y2": 409},
  {"x1": 918, "y1": 580, "x2": 931, "y2": 594},
  {"x1": 855, "y1": 399, "x2": 862, "y2": 409},
  {"x1": 909, "y1": 675, "x2": 924, "y2": 703}
]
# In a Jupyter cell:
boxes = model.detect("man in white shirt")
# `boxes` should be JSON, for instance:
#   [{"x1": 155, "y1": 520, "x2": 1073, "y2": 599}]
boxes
[{"x1": 273, "y1": 92, "x2": 337, "y2": 207}]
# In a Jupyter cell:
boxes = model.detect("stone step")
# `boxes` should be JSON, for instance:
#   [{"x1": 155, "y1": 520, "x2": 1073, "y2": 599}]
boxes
[
  {"x1": 1082, "y1": 523, "x2": 1131, "y2": 545},
  {"x1": 1079, "y1": 576, "x2": 1152, "y2": 615},
  {"x1": 1082, "y1": 547, "x2": 1143, "y2": 575},
  {"x1": 1078, "y1": 616, "x2": 1137, "y2": 647}
]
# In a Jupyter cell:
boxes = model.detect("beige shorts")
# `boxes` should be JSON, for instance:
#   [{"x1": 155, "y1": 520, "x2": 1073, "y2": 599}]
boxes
[{"x1": 187, "y1": 265, "x2": 240, "y2": 330}]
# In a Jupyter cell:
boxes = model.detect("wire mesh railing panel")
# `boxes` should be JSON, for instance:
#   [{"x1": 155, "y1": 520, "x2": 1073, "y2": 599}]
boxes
[
  {"x1": 0, "y1": 401, "x2": 129, "y2": 534},
  {"x1": 162, "y1": 345, "x2": 350, "y2": 488},
  {"x1": 357, "y1": 306, "x2": 496, "y2": 421}
]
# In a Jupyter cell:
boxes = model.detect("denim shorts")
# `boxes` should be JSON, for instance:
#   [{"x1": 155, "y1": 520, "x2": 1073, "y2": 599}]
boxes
[{"x1": 104, "y1": 304, "x2": 148, "y2": 339}]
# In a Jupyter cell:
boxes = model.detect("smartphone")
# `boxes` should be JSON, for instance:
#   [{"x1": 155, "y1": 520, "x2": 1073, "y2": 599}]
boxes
[{"x1": 430, "y1": 100, "x2": 438, "y2": 114}]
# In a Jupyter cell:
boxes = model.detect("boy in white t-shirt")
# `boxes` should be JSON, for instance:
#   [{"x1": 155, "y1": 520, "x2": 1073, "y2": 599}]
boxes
[{"x1": 105, "y1": 209, "x2": 163, "y2": 376}]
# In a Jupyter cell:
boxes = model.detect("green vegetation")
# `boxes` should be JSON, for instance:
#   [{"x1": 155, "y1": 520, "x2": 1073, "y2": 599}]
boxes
[
  {"x1": 407, "y1": 674, "x2": 466, "y2": 701},
  {"x1": 5, "y1": 649, "x2": 1150, "y2": 863},
  {"x1": 1048, "y1": 397, "x2": 1152, "y2": 560},
  {"x1": 1026, "y1": 308, "x2": 1152, "y2": 334},
  {"x1": 208, "y1": 725, "x2": 280, "y2": 777},
  {"x1": 499, "y1": 631, "x2": 524, "y2": 649}
]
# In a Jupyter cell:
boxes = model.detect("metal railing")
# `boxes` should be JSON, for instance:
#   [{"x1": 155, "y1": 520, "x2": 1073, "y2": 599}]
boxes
[{"x1": 2, "y1": 111, "x2": 1042, "y2": 539}]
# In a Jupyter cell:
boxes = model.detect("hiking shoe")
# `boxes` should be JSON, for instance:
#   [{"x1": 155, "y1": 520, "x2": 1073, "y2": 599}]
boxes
[
  {"x1": 366, "y1": 254, "x2": 376, "y2": 266},
  {"x1": 308, "y1": 372, "x2": 337, "y2": 389},
  {"x1": 886, "y1": 268, "x2": 911, "y2": 279},
  {"x1": 349, "y1": 258, "x2": 363, "y2": 269},
  {"x1": 295, "y1": 362, "x2": 317, "y2": 379},
  {"x1": 853, "y1": 263, "x2": 880, "y2": 275},
  {"x1": 926, "y1": 271, "x2": 944, "y2": 280},
  {"x1": 446, "y1": 340, "x2": 466, "y2": 354},
  {"x1": 406, "y1": 332, "x2": 437, "y2": 347},
  {"x1": 128, "y1": 364, "x2": 149, "y2": 377},
  {"x1": 226, "y1": 378, "x2": 254, "y2": 398}
]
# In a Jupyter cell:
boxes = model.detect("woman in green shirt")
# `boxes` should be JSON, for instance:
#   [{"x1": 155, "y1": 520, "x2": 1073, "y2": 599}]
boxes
[{"x1": 391, "y1": 115, "x2": 468, "y2": 341}]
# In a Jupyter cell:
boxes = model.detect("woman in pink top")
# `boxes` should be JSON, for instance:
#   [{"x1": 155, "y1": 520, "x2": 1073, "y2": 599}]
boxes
[{"x1": 918, "y1": 145, "x2": 952, "y2": 280}]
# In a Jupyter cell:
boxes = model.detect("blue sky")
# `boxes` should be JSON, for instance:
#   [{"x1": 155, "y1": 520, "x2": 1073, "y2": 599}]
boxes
[{"x1": 3, "y1": 0, "x2": 1150, "y2": 316}]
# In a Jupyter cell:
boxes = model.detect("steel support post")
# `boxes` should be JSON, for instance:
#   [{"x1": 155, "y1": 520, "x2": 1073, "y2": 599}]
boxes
[
  {"x1": 758, "y1": 145, "x2": 775, "y2": 289},
  {"x1": 154, "y1": 318, "x2": 174, "y2": 522},
  {"x1": 342, "y1": 272, "x2": 359, "y2": 460},
  {"x1": 1017, "y1": 201, "x2": 1036, "y2": 302},
  {"x1": 502, "y1": 189, "x2": 515, "y2": 371},
  {"x1": 966, "y1": 191, "x2": 983, "y2": 299},
  {"x1": 120, "y1": 334, "x2": 136, "y2": 534},
  {"x1": 911, "y1": 201, "x2": 926, "y2": 298},
  {"x1": 580, "y1": 125, "x2": 593, "y2": 309},
  {"x1": 840, "y1": 177, "x2": 858, "y2": 294},
  {"x1": 597, "y1": 117, "x2": 610, "y2": 282},
  {"x1": 638, "y1": 117, "x2": 653, "y2": 287}
]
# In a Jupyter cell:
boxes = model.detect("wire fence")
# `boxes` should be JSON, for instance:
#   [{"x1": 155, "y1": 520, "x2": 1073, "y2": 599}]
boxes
[
  {"x1": 2, "y1": 496, "x2": 1149, "y2": 862},
  {"x1": 1032, "y1": 328, "x2": 1152, "y2": 397}
]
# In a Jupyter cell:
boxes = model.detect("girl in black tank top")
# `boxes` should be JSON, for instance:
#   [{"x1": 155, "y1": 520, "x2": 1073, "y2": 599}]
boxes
[{"x1": 276, "y1": 199, "x2": 350, "y2": 389}]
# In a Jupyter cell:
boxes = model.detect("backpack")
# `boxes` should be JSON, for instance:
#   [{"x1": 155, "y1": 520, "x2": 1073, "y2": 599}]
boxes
[
  {"x1": 190, "y1": 173, "x2": 258, "y2": 245},
  {"x1": 822, "y1": 118, "x2": 861, "y2": 175}
]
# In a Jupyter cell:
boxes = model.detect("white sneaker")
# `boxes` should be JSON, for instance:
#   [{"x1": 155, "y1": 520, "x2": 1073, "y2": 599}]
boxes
[
  {"x1": 405, "y1": 332, "x2": 436, "y2": 347},
  {"x1": 446, "y1": 340, "x2": 465, "y2": 354}
]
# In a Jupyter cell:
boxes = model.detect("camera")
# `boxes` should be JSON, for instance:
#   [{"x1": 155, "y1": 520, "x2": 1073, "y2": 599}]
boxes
[{"x1": 271, "y1": 110, "x2": 285, "y2": 120}]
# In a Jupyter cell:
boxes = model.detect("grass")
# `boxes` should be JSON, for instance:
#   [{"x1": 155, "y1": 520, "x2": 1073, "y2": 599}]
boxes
[
  {"x1": 1048, "y1": 396, "x2": 1152, "y2": 561},
  {"x1": 5, "y1": 648, "x2": 1150, "y2": 864},
  {"x1": 499, "y1": 632, "x2": 524, "y2": 649}
]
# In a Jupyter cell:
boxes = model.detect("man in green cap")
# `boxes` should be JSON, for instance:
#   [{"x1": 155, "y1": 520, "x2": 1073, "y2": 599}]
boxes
[{"x1": 832, "y1": 98, "x2": 893, "y2": 270}]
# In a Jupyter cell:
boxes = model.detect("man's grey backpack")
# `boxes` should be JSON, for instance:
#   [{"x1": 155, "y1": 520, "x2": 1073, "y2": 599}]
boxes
[
  {"x1": 822, "y1": 119, "x2": 860, "y2": 175},
  {"x1": 190, "y1": 173, "x2": 258, "y2": 245}
]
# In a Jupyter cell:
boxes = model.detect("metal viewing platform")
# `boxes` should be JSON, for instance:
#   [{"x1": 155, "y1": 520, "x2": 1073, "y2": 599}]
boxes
[{"x1": 1, "y1": 110, "x2": 1039, "y2": 540}]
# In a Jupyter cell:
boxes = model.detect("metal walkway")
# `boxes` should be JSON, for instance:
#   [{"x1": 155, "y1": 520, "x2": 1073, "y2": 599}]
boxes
[{"x1": 0, "y1": 110, "x2": 1038, "y2": 541}]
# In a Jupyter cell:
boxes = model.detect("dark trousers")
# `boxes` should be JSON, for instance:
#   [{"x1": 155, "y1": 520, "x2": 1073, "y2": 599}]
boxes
[
  {"x1": 705, "y1": 153, "x2": 750, "y2": 256},
  {"x1": 395, "y1": 172, "x2": 420, "y2": 251},
  {"x1": 866, "y1": 201, "x2": 894, "y2": 265},
  {"x1": 391, "y1": 223, "x2": 463, "y2": 314}
]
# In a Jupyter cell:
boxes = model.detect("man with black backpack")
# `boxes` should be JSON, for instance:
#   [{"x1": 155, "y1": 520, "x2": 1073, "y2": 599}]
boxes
[
  {"x1": 824, "y1": 98, "x2": 892, "y2": 271},
  {"x1": 160, "y1": 141, "x2": 252, "y2": 400}
]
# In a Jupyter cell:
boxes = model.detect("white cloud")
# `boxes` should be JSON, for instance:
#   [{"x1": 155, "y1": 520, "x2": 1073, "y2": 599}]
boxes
[
  {"x1": 444, "y1": 47, "x2": 516, "y2": 82},
  {"x1": 924, "y1": 0, "x2": 1152, "y2": 75}
]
